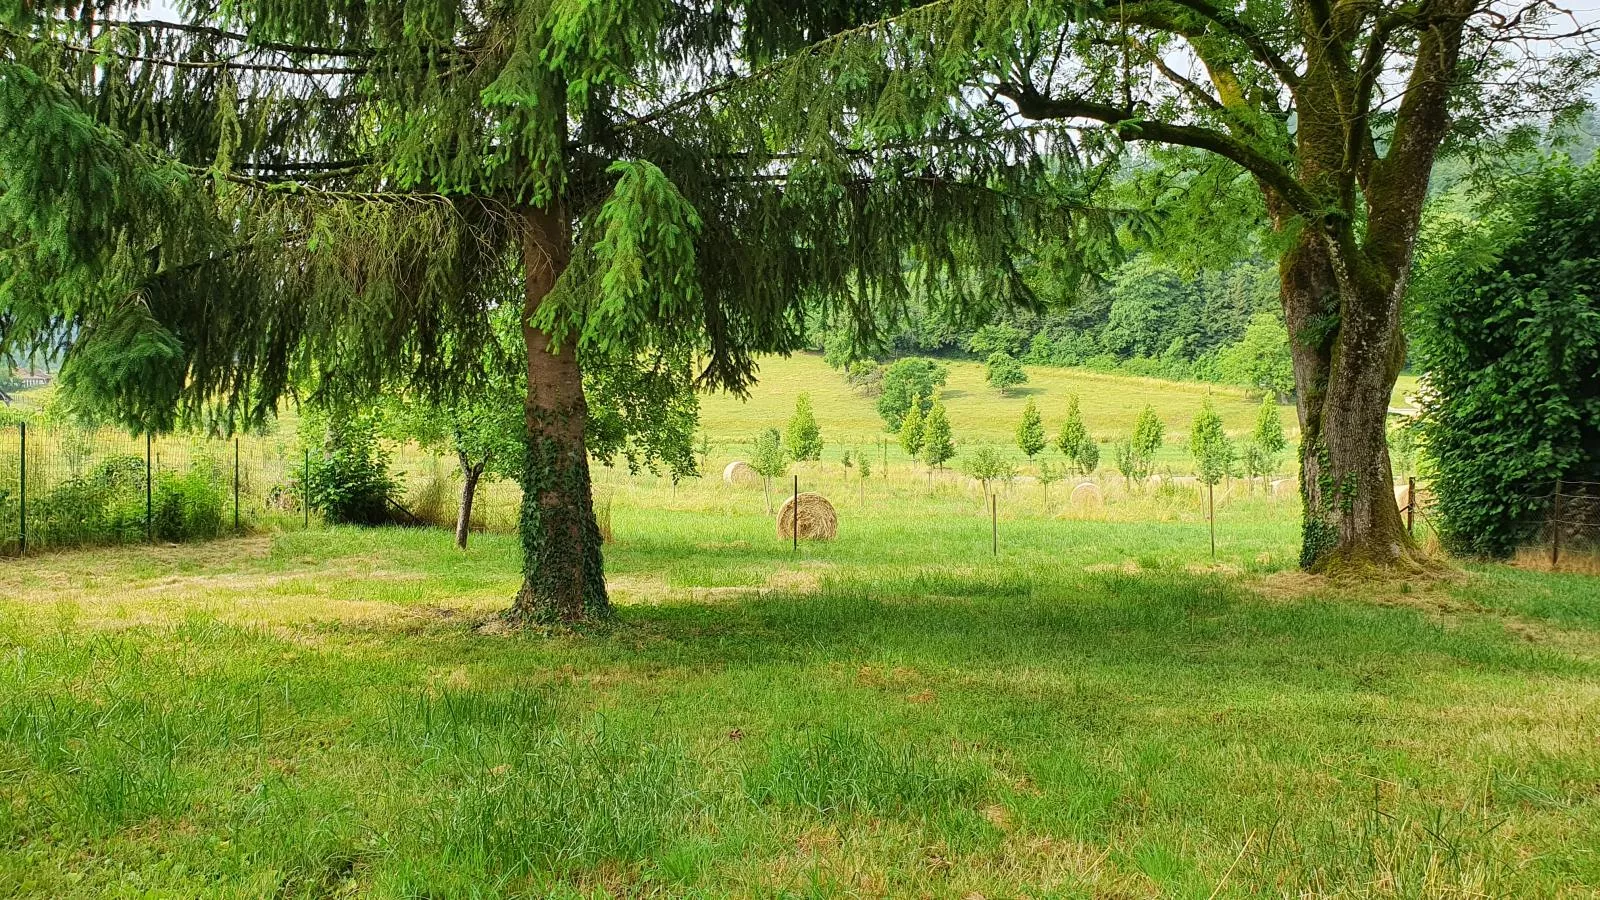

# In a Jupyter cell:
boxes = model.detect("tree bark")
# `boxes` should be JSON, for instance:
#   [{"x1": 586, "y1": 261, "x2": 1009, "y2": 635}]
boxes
[
  {"x1": 1281, "y1": 226, "x2": 1418, "y2": 572},
  {"x1": 510, "y1": 206, "x2": 610, "y2": 623},
  {"x1": 455, "y1": 451, "x2": 482, "y2": 550}
]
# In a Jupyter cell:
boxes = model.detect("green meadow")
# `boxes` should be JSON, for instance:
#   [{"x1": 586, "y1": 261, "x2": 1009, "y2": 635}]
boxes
[{"x1": 3, "y1": 449, "x2": 1599, "y2": 897}]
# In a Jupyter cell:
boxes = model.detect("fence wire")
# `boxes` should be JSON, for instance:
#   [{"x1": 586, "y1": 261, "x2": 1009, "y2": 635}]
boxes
[{"x1": 2, "y1": 424, "x2": 310, "y2": 557}]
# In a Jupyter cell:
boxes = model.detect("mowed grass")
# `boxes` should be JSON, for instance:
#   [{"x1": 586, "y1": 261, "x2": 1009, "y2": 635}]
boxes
[
  {"x1": 3, "y1": 471, "x2": 1600, "y2": 898},
  {"x1": 700, "y1": 353, "x2": 1297, "y2": 468}
]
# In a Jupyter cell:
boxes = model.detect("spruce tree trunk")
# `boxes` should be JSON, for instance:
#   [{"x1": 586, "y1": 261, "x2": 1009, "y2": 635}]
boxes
[
  {"x1": 455, "y1": 452, "x2": 482, "y2": 550},
  {"x1": 1281, "y1": 229, "x2": 1417, "y2": 572},
  {"x1": 510, "y1": 207, "x2": 610, "y2": 623}
]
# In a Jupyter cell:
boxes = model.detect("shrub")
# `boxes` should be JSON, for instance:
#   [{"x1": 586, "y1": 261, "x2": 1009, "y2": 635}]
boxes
[
  {"x1": 1413, "y1": 162, "x2": 1600, "y2": 556},
  {"x1": 152, "y1": 468, "x2": 225, "y2": 541},
  {"x1": 305, "y1": 416, "x2": 398, "y2": 525}
]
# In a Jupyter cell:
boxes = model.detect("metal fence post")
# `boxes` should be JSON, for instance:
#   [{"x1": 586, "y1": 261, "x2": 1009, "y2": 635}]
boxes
[
  {"x1": 991, "y1": 494, "x2": 998, "y2": 556},
  {"x1": 233, "y1": 437, "x2": 241, "y2": 533},
  {"x1": 145, "y1": 431, "x2": 153, "y2": 543},
  {"x1": 17, "y1": 422, "x2": 25, "y2": 556},
  {"x1": 792, "y1": 475, "x2": 799, "y2": 553}
]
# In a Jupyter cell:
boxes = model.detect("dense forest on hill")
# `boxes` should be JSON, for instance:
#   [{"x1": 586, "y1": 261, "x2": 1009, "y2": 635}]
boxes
[{"x1": 823, "y1": 255, "x2": 1291, "y2": 397}]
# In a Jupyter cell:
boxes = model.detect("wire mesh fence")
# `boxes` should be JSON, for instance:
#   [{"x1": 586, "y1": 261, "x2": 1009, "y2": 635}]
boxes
[
  {"x1": 1524, "y1": 480, "x2": 1600, "y2": 567},
  {"x1": 1, "y1": 423, "x2": 310, "y2": 557}
]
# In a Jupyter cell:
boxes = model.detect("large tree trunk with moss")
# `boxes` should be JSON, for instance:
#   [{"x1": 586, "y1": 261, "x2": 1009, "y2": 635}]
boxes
[
  {"x1": 510, "y1": 207, "x2": 610, "y2": 623},
  {"x1": 1281, "y1": 228, "x2": 1417, "y2": 571}
]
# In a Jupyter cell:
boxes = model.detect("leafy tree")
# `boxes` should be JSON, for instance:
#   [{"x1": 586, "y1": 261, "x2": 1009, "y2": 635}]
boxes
[
  {"x1": 1242, "y1": 396, "x2": 1288, "y2": 488},
  {"x1": 898, "y1": 394, "x2": 926, "y2": 460},
  {"x1": 1079, "y1": 439, "x2": 1101, "y2": 475},
  {"x1": 985, "y1": 352, "x2": 1028, "y2": 394},
  {"x1": 0, "y1": 3, "x2": 1086, "y2": 623},
  {"x1": 795, "y1": 0, "x2": 1597, "y2": 570},
  {"x1": 822, "y1": 330, "x2": 861, "y2": 371},
  {"x1": 382, "y1": 387, "x2": 522, "y2": 550},
  {"x1": 877, "y1": 359, "x2": 948, "y2": 431},
  {"x1": 1055, "y1": 394, "x2": 1091, "y2": 473},
  {"x1": 1388, "y1": 420, "x2": 1418, "y2": 479},
  {"x1": 967, "y1": 323, "x2": 1027, "y2": 358},
  {"x1": 1188, "y1": 401, "x2": 1237, "y2": 487},
  {"x1": 695, "y1": 431, "x2": 713, "y2": 474},
  {"x1": 961, "y1": 445, "x2": 1016, "y2": 499},
  {"x1": 1037, "y1": 460, "x2": 1065, "y2": 511},
  {"x1": 1016, "y1": 398, "x2": 1047, "y2": 460},
  {"x1": 1414, "y1": 163, "x2": 1600, "y2": 557},
  {"x1": 1113, "y1": 440, "x2": 1138, "y2": 485},
  {"x1": 1131, "y1": 406, "x2": 1166, "y2": 477},
  {"x1": 785, "y1": 393, "x2": 824, "y2": 462},
  {"x1": 857, "y1": 454, "x2": 872, "y2": 480},
  {"x1": 1217, "y1": 311, "x2": 1295, "y2": 401},
  {"x1": 920, "y1": 400, "x2": 955, "y2": 470},
  {"x1": 751, "y1": 428, "x2": 790, "y2": 515}
]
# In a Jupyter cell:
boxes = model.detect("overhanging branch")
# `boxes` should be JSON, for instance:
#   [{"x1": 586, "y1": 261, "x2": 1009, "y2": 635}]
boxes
[{"x1": 996, "y1": 82, "x2": 1320, "y2": 217}]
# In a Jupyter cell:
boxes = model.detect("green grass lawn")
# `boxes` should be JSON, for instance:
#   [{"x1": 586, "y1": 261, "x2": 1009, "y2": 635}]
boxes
[{"x1": 3, "y1": 473, "x2": 1598, "y2": 897}]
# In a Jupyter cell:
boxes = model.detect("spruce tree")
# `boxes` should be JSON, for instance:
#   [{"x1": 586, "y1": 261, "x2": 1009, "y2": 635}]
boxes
[
  {"x1": 1016, "y1": 398, "x2": 1046, "y2": 460},
  {"x1": 0, "y1": 3, "x2": 1103, "y2": 621}
]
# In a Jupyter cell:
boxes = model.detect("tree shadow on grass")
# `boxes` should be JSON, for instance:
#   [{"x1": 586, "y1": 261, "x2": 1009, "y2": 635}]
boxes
[{"x1": 588, "y1": 568, "x2": 1592, "y2": 694}]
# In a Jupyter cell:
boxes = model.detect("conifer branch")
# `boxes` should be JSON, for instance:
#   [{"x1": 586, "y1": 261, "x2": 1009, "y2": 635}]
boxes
[{"x1": 2, "y1": 27, "x2": 369, "y2": 75}]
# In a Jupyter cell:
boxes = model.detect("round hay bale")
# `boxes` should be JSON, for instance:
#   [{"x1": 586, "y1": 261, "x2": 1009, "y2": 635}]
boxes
[
  {"x1": 776, "y1": 492, "x2": 838, "y2": 541},
  {"x1": 1271, "y1": 478, "x2": 1298, "y2": 498},
  {"x1": 1069, "y1": 481, "x2": 1103, "y2": 507},
  {"x1": 723, "y1": 460, "x2": 761, "y2": 487}
]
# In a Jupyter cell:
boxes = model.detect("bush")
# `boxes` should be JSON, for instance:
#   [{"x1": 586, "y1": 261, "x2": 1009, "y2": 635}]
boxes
[
  {"x1": 1413, "y1": 162, "x2": 1600, "y2": 557},
  {"x1": 152, "y1": 468, "x2": 225, "y2": 541},
  {"x1": 304, "y1": 416, "x2": 399, "y2": 525}
]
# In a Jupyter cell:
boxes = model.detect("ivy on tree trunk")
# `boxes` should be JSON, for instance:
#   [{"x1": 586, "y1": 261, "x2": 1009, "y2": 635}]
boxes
[{"x1": 512, "y1": 207, "x2": 609, "y2": 623}]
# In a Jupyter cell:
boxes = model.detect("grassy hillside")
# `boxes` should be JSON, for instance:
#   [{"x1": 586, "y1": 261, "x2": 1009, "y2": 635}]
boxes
[{"x1": 701, "y1": 353, "x2": 1296, "y2": 467}]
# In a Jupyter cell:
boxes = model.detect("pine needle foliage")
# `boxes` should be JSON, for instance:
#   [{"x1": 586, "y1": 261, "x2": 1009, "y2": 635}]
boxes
[{"x1": 0, "y1": 0, "x2": 1126, "y2": 617}]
